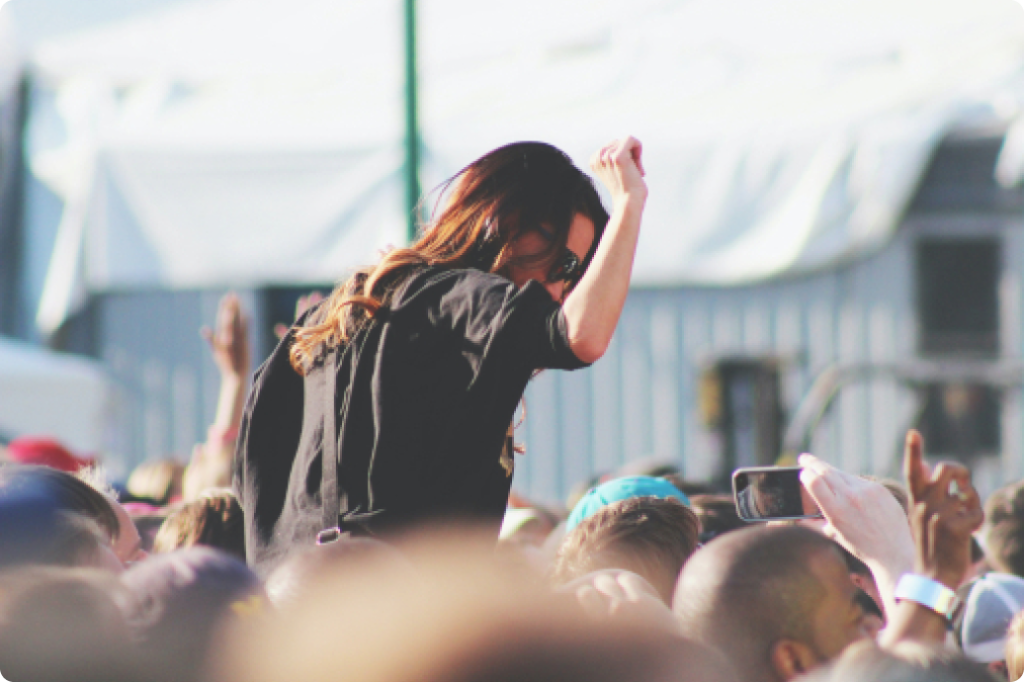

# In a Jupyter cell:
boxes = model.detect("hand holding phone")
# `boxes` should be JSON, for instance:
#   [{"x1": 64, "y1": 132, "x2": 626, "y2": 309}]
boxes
[
  {"x1": 799, "y1": 452, "x2": 915, "y2": 619},
  {"x1": 732, "y1": 467, "x2": 822, "y2": 521}
]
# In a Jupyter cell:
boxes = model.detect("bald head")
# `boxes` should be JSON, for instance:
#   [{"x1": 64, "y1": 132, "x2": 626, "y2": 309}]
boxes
[{"x1": 674, "y1": 526, "x2": 863, "y2": 682}]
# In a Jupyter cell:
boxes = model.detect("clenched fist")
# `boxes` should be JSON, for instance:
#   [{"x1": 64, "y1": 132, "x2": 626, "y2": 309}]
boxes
[{"x1": 590, "y1": 136, "x2": 647, "y2": 207}]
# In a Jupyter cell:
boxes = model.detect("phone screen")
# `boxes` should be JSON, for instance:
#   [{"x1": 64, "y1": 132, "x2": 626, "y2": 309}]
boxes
[{"x1": 733, "y1": 467, "x2": 822, "y2": 521}]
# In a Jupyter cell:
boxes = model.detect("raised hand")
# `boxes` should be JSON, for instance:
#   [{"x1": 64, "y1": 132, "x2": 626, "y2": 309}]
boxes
[
  {"x1": 878, "y1": 430, "x2": 986, "y2": 648},
  {"x1": 799, "y1": 453, "x2": 914, "y2": 618},
  {"x1": 903, "y1": 429, "x2": 984, "y2": 589},
  {"x1": 201, "y1": 293, "x2": 250, "y2": 380},
  {"x1": 589, "y1": 136, "x2": 647, "y2": 206}
]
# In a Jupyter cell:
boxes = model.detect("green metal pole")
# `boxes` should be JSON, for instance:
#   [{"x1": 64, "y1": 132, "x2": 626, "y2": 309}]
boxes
[{"x1": 403, "y1": 0, "x2": 421, "y2": 245}]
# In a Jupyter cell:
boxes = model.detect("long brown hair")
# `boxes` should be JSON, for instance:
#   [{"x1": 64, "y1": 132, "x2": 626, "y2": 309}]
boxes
[{"x1": 290, "y1": 141, "x2": 608, "y2": 373}]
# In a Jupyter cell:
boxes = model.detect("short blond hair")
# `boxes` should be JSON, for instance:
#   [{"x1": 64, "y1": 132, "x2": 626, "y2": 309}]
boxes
[{"x1": 552, "y1": 496, "x2": 700, "y2": 604}]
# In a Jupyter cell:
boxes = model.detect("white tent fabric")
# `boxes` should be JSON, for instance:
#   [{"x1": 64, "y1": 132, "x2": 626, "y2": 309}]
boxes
[
  {"x1": 19, "y1": 0, "x2": 1024, "y2": 333},
  {"x1": 0, "y1": 336, "x2": 110, "y2": 453}
]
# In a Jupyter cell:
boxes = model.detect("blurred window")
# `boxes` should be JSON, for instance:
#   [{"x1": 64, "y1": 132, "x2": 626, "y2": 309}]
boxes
[
  {"x1": 916, "y1": 239, "x2": 999, "y2": 355},
  {"x1": 700, "y1": 359, "x2": 782, "y2": 478}
]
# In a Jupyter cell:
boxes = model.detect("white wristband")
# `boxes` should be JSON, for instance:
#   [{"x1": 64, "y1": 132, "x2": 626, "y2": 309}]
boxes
[{"x1": 893, "y1": 574, "x2": 960, "y2": 619}]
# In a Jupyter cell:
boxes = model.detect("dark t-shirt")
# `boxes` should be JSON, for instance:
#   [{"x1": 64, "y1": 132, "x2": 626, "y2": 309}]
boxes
[{"x1": 235, "y1": 267, "x2": 588, "y2": 576}]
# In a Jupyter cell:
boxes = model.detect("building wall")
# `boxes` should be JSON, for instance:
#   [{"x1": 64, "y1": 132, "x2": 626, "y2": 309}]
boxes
[
  {"x1": 514, "y1": 233, "x2": 915, "y2": 504},
  {"x1": 84, "y1": 289, "x2": 265, "y2": 479}
]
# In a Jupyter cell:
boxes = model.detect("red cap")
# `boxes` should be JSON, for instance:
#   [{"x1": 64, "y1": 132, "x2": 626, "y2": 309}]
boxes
[{"x1": 6, "y1": 437, "x2": 95, "y2": 473}]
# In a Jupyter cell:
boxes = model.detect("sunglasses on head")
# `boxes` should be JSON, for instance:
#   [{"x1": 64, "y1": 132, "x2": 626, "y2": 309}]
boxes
[{"x1": 548, "y1": 250, "x2": 582, "y2": 285}]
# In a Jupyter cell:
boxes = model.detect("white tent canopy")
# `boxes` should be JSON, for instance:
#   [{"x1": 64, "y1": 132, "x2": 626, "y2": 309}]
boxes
[
  {"x1": 0, "y1": 336, "x2": 110, "y2": 453},
  {"x1": 19, "y1": 0, "x2": 1024, "y2": 332}
]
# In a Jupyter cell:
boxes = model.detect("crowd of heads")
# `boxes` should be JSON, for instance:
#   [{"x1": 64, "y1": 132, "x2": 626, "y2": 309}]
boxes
[
  {"x1": 3, "y1": 292, "x2": 1024, "y2": 682},
  {"x1": 3, "y1": 439, "x2": 1024, "y2": 682}
]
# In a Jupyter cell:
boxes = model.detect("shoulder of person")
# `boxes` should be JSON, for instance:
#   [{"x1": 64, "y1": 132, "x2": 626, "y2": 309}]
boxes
[{"x1": 392, "y1": 267, "x2": 518, "y2": 309}]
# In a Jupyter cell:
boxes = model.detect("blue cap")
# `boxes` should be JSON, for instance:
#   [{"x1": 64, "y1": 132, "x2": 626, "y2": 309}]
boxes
[{"x1": 566, "y1": 475, "x2": 690, "y2": 532}]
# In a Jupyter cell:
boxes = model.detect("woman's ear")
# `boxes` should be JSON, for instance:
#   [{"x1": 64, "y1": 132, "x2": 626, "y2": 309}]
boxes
[{"x1": 770, "y1": 639, "x2": 820, "y2": 681}]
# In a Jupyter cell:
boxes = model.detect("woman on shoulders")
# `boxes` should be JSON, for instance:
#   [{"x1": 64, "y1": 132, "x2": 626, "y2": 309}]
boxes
[{"x1": 236, "y1": 137, "x2": 647, "y2": 576}]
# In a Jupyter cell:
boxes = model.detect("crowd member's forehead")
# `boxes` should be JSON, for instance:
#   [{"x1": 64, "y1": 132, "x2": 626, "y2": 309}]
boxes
[{"x1": 809, "y1": 542, "x2": 856, "y2": 590}]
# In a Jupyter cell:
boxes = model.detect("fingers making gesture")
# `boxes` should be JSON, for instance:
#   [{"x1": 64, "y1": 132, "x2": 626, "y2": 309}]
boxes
[
  {"x1": 903, "y1": 429, "x2": 984, "y2": 590},
  {"x1": 878, "y1": 430, "x2": 985, "y2": 649}
]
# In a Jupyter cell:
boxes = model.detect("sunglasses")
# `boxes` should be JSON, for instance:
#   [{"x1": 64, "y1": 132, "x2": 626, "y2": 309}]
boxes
[{"x1": 548, "y1": 250, "x2": 583, "y2": 286}]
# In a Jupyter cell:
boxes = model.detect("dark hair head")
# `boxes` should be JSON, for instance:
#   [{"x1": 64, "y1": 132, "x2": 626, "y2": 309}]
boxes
[
  {"x1": 689, "y1": 494, "x2": 747, "y2": 544},
  {"x1": 0, "y1": 465, "x2": 120, "y2": 570},
  {"x1": 0, "y1": 464, "x2": 119, "y2": 541},
  {"x1": 290, "y1": 141, "x2": 608, "y2": 372},
  {"x1": 0, "y1": 498, "x2": 111, "y2": 570},
  {"x1": 152, "y1": 489, "x2": 245, "y2": 560},
  {"x1": 552, "y1": 496, "x2": 700, "y2": 604},
  {"x1": 673, "y1": 525, "x2": 842, "y2": 678},
  {"x1": 430, "y1": 141, "x2": 608, "y2": 278}
]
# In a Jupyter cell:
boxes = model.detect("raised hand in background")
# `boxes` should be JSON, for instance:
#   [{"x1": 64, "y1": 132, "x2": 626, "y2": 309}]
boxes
[
  {"x1": 902, "y1": 429, "x2": 984, "y2": 590},
  {"x1": 184, "y1": 293, "x2": 252, "y2": 501}
]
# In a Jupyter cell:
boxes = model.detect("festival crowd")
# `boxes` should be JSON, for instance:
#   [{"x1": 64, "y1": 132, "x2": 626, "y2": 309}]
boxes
[
  {"x1": 0, "y1": 293, "x2": 1018, "y2": 682},
  {"x1": 1, "y1": 139, "x2": 1021, "y2": 682}
]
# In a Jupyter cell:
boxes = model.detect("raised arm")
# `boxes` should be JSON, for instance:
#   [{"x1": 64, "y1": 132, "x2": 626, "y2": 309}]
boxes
[
  {"x1": 562, "y1": 137, "x2": 647, "y2": 364},
  {"x1": 184, "y1": 293, "x2": 251, "y2": 500},
  {"x1": 205, "y1": 293, "x2": 251, "y2": 438},
  {"x1": 879, "y1": 430, "x2": 984, "y2": 648},
  {"x1": 799, "y1": 454, "x2": 914, "y2": 620}
]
